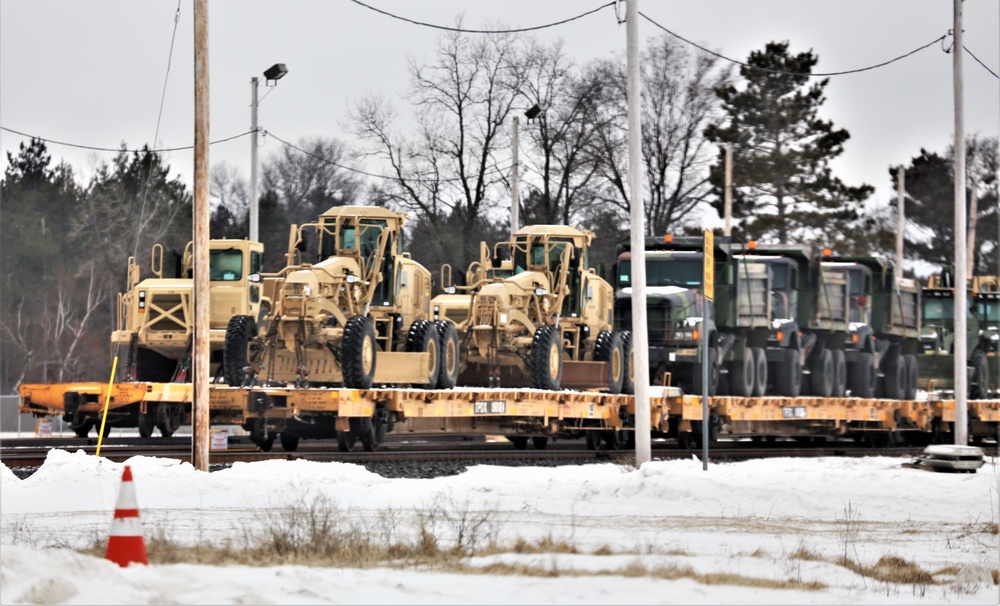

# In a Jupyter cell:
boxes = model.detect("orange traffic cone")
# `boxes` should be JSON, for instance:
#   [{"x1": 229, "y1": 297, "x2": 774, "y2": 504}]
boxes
[{"x1": 105, "y1": 465, "x2": 149, "y2": 567}]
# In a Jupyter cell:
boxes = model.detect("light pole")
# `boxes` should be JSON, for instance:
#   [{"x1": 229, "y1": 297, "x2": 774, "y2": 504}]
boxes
[
  {"x1": 510, "y1": 103, "x2": 542, "y2": 237},
  {"x1": 250, "y1": 63, "x2": 288, "y2": 243}
]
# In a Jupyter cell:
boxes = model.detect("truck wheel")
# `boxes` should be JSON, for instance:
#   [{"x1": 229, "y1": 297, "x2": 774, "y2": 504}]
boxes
[
  {"x1": 405, "y1": 320, "x2": 440, "y2": 389},
  {"x1": 529, "y1": 326, "x2": 563, "y2": 390},
  {"x1": 619, "y1": 331, "x2": 635, "y2": 395},
  {"x1": 809, "y1": 349, "x2": 834, "y2": 397},
  {"x1": 729, "y1": 353, "x2": 755, "y2": 397},
  {"x1": 342, "y1": 316, "x2": 377, "y2": 389},
  {"x1": 594, "y1": 330, "x2": 624, "y2": 394},
  {"x1": 279, "y1": 432, "x2": 300, "y2": 453},
  {"x1": 970, "y1": 349, "x2": 989, "y2": 399},
  {"x1": 903, "y1": 354, "x2": 918, "y2": 400},
  {"x1": 434, "y1": 320, "x2": 461, "y2": 389},
  {"x1": 882, "y1": 353, "x2": 906, "y2": 400},
  {"x1": 832, "y1": 349, "x2": 848, "y2": 397},
  {"x1": 775, "y1": 348, "x2": 802, "y2": 397},
  {"x1": 849, "y1": 352, "x2": 876, "y2": 398},
  {"x1": 751, "y1": 347, "x2": 768, "y2": 397},
  {"x1": 692, "y1": 346, "x2": 719, "y2": 396},
  {"x1": 223, "y1": 315, "x2": 257, "y2": 386}
]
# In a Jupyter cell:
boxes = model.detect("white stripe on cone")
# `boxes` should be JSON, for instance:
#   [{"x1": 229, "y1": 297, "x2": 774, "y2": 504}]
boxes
[{"x1": 106, "y1": 465, "x2": 148, "y2": 567}]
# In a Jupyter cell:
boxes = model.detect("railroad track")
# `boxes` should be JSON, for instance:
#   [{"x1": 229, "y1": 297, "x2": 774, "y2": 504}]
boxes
[{"x1": 2, "y1": 434, "x2": 974, "y2": 471}]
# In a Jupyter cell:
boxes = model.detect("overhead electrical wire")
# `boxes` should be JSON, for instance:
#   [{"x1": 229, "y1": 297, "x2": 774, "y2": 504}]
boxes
[
  {"x1": 963, "y1": 45, "x2": 999, "y2": 79},
  {"x1": 639, "y1": 11, "x2": 948, "y2": 78},
  {"x1": 0, "y1": 126, "x2": 254, "y2": 153},
  {"x1": 348, "y1": 0, "x2": 614, "y2": 34}
]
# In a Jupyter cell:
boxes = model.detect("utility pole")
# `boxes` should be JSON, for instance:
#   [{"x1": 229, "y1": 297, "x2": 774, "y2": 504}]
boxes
[
  {"x1": 896, "y1": 168, "x2": 905, "y2": 275},
  {"x1": 511, "y1": 115, "x2": 520, "y2": 237},
  {"x1": 192, "y1": 0, "x2": 210, "y2": 471},
  {"x1": 626, "y1": 0, "x2": 651, "y2": 466},
  {"x1": 249, "y1": 76, "x2": 260, "y2": 242},
  {"x1": 723, "y1": 144, "x2": 733, "y2": 237},
  {"x1": 952, "y1": 0, "x2": 968, "y2": 445}
]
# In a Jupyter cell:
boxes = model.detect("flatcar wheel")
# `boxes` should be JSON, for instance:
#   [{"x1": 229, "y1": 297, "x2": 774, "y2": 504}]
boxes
[
  {"x1": 336, "y1": 429, "x2": 357, "y2": 452},
  {"x1": 250, "y1": 419, "x2": 274, "y2": 452},
  {"x1": 73, "y1": 419, "x2": 94, "y2": 438},
  {"x1": 585, "y1": 430, "x2": 602, "y2": 450},
  {"x1": 279, "y1": 432, "x2": 300, "y2": 453},
  {"x1": 532, "y1": 436, "x2": 549, "y2": 450},
  {"x1": 510, "y1": 436, "x2": 529, "y2": 450},
  {"x1": 603, "y1": 429, "x2": 621, "y2": 450},
  {"x1": 138, "y1": 409, "x2": 156, "y2": 438},
  {"x1": 351, "y1": 417, "x2": 377, "y2": 452}
]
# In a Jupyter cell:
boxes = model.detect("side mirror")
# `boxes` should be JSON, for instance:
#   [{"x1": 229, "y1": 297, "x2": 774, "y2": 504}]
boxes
[{"x1": 248, "y1": 273, "x2": 262, "y2": 283}]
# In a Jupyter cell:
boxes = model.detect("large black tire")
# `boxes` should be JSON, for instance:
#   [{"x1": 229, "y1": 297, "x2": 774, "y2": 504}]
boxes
[
  {"x1": 619, "y1": 331, "x2": 635, "y2": 395},
  {"x1": 849, "y1": 352, "x2": 876, "y2": 398},
  {"x1": 405, "y1": 320, "x2": 440, "y2": 388},
  {"x1": 881, "y1": 353, "x2": 906, "y2": 400},
  {"x1": 751, "y1": 347, "x2": 768, "y2": 397},
  {"x1": 593, "y1": 330, "x2": 625, "y2": 394},
  {"x1": 970, "y1": 349, "x2": 989, "y2": 400},
  {"x1": 728, "y1": 353, "x2": 754, "y2": 398},
  {"x1": 832, "y1": 349, "x2": 848, "y2": 397},
  {"x1": 223, "y1": 315, "x2": 256, "y2": 387},
  {"x1": 903, "y1": 354, "x2": 918, "y2": 400},
  {"x1": 774, "y1": 348, "x2": 802, "y2": 397},
  {"x1": 692, "y1": 345, "x2": 719, "y2": 397},
  {"x1": 279, "y1": 431, "x2": 300, "y2": 453},
  {"x1": 529, "y1": 326, "x2": 563, "y2": 390},
  {"x1": 342, "y1": 316, "x2": 377, "y2": 389},
  {"x1": 809, "y1": 349, "x2": 834, "y2": 397},
  {"x1": 434, "y1": 320, "x2": 461, "y2": 389}
]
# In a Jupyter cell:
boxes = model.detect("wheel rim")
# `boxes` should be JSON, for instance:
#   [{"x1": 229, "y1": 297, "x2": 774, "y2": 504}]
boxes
[
  {"x1": 548, "y1": 340, "x2": 560, "y2": 379},
  {"x1": 362, "y1": 334, "x2": 375, "y2": 375},
  {"x1": 611, "y1": 346, "x2": 623, "y2": 384},
  {"x1": 445, "y1": 337, "x2": 458, "y2": 376},
  {"x1": 427, "y1": 338, "x2": 438, "y2": 381}
]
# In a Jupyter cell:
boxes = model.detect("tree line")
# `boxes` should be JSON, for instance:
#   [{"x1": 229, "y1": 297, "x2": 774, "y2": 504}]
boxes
[{"x1": 2, "y1": 31, "x2": 997, "y2": 392}]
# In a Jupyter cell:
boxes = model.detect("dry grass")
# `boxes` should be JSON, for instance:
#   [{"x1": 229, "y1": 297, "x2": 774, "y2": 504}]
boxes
[{"x1": 836, "y1": 554, "x2": 935, "y2": 585}]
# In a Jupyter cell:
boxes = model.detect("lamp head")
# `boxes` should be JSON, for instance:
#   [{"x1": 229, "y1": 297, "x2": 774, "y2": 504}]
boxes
[
  {"x1": 524, "y1": 104, "x2": 542, "y2": 121},
  {"x1": 264, "y1": 63, "x2": 288, "y2": 84}
]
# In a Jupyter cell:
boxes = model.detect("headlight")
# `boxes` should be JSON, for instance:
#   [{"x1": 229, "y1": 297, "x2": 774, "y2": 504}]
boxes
[
  {"x1": 534, "y1": 287, "x2": 548, "y2": 296},
  {"x1": 445, "y1": 286, "x2": 456, "y2": 294}
]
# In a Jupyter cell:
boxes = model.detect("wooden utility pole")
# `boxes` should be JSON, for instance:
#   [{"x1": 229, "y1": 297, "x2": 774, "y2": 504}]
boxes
[
  {"x1": 193, "y1": 0, "x2": 210, "y2": 470},
  {"x1": 895, "y1": 168, "x2": 905, "y2": 275},
  {"x1": 952, "y1": 0, "x2": 968, "y2": 445},
  {"x1": 511, "y1": 116, "x2": 520, "y2": 237},
  {"x1": 626, "y1": 0, "x2": 651, "y2": 466}
]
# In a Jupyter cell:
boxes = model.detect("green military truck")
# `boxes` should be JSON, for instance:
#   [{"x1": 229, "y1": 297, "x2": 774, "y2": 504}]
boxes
[{"x1": 917, "y1": 273, "x2": 991, "y2": 399}]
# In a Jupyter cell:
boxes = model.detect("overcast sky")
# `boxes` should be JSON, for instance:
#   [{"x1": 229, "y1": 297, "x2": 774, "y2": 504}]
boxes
[{"x1": 1, "y1": 0, "x2": 997, "y2": 216}]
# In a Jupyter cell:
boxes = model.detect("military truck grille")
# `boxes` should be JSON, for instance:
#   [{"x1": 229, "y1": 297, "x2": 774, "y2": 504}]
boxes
[
  {"x1": 614, "y1": 301, "x2": 671, "y2": 344},
  {"x1": 147, "y1": 294, "x2": 187, "y2": 332},
  {"x1": 473, "y1": 295, "x2": 499, "y2": 327}
]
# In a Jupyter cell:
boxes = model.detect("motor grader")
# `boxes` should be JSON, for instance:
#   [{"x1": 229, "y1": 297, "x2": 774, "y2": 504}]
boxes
[
  {"x1": 225, "y1": 205, "x2": 459, "y2": 392},
  {"x1": 108, "y1": 238, "x2": 266, "y2": 437},
  {"x1": 441, "y1": 225, "x2": 629, "y2": 394}
]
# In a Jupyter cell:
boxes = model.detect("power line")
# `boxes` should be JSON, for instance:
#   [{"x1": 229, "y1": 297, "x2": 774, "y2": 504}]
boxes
[
  {"x1": 0, "y1": 126, "x2": 254, "y2": 153},
  {"x1": 640, "y1": 11, "x2": 947, "y2": 78},
  {"x1": 964, "y1": 45, "x2": 999, "y2": 79},
  {"x1": 348, "y1": 0, "x2": 614, "y2": 34},
  {"x1": 266, "y1": 130, "x2": 511, "y2": 185}
]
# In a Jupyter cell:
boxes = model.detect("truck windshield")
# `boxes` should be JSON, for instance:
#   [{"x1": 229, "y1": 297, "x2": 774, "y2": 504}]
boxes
[
  {"x1": 617, "y1": 258, "x2": 703, "y2": 288},
  {"x1": 923, "y1": 297, "x2": 954, "y2": 321},
  {"x1": 209, "y1": 249, "x2": 243, "y2": 281}
]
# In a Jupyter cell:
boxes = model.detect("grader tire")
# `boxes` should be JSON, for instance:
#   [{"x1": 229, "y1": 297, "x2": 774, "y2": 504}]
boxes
[
  {"x1": 342, "y1": 316, "x2": 377, "y2": 389},
  {"x1": 529, "y1": 326, "x2": 563, "y2": 391},
  {"x1": 406, "y1": 320, "x2": 440, "y2": 388},
  {"x1": 434, "y1": 320, "x2": 461, "y2": 389},
  {"x1": 594, "y1": 330, "x2": 624, "y2": 394},
  {"x1": 619, "y1": 331, "x2": 635, "y2": 395},
  {"x1": 223, "y1": 315, "x2": 256, "y2": 387}
]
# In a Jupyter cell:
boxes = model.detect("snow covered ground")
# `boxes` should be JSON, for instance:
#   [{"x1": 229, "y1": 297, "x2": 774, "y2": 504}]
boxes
[{"x1": 1, "y1": 449, "x2": 998, "y2": 605}]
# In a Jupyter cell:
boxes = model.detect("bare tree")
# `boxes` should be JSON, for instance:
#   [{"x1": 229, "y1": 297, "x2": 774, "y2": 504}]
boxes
[
  {"x1": 209, "y1": 162, "x2": 250, "y2": 238},
  {"x1": 350, "y1": 24, "x2": 524, "y2": 267},
  {"x1": 589, "y1": 35, "x2": 731, "y2": 235}
]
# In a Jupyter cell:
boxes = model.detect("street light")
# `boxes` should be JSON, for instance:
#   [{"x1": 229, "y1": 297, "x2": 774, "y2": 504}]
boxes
[
  {"x1": 511, "y1": 103, "x2": 543, "y2": 237},
  {"x1": 250, "y1": 63, "x2": 288, "y2": 242}
]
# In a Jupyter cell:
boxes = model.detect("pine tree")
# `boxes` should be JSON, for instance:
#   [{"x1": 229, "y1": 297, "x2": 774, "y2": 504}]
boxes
[{"x1": 706, "y1": 41, "x2": 873, "y2": 244}]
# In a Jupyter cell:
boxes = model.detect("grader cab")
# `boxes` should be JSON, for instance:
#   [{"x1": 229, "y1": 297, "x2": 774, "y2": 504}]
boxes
[
  {"x1": 224, "y1": 205, "x2": 459, "y2": 391},
  {"x1": 449, "y1": 225, "x2": 630, "y2": 393}
]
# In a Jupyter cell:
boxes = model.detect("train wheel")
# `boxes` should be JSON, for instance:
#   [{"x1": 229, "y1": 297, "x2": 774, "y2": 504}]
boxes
[
  {"x1": 529, "y1": 326, "x2": 563, "y2": 391},
  {"x1": 832, "y1": 349, "x2": 848, "y2": 397},
  {"x1": 406, "y1": 320, "x2": 440, "y2": 389},
  {"x1": 223, "y1": 315, "x2": 257, "y2": 387},
  {"x1": 809, "y1": 349, "x2": 834, "y2": 397},
  {"x1": 594, "y1": 330, "x2": 624, "y2": 394},
  {"x1": 351, "y1": 416, "x2": 377, "y2": 452},
  {"x1": 434, "y1": 320, "x2": 461, "y2": 389},
  {"x1": 336, "y1": 429, "x2": 357, "y2": 452},
  {"x1": 532, "y1": 436, "x2": 549, "y2": 450},
  {"x1": 250, "y1": 419, "x2": 274, "y2": 452},
  {"x1": 585, "y1": 430, "x2": 603, "y2": 450},
  {"x1": 73, "y1": 419, "x2": 94, "y2": 438},
  {"x1": 279, "y1": 432, "x2": 300, "y2": 453},
  {"x1": 603, "y1": 429, "x2": 622, "y2": 450},
  {"x1": 903, "y1": 354, "x2": 918, "y2": 400},
  {"x1": 342, "y1": 316, "x2": 377, "y2": 389},
  {"x1": 138, "y1": 408, "x2": 156, "y2": 438},
  {"x1": 849, "y1": 352, "x2": 876, "y2": 398},
  {"x1": 751, "y1": 347, "x2": 768, "y2": 397},
  {"x1": 510, "y1": 436, "x2": 529, "y2": 450},
  {"x1": 729, "y1": 353, "x2": 754, "y2": 397},
  {"x1": 775, "y1": 349, "x2": 802, "y2": 397}
]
